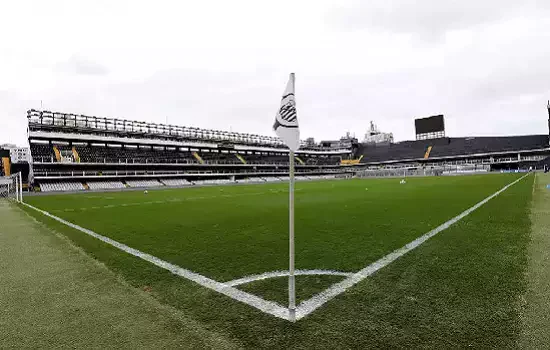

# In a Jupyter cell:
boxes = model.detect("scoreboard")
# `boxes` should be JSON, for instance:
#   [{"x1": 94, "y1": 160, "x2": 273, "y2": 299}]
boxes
[{"x1": 415, "y1": 115, "x2": 445, "y2": 140}]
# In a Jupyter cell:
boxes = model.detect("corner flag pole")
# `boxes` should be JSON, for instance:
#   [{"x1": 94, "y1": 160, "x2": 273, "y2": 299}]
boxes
[
  {"x1": 272, "y1": 72, "x2": 299, "y2": 322},
  {"x1": 289, "y1": 150, "x2": 296, "y2": 321}
]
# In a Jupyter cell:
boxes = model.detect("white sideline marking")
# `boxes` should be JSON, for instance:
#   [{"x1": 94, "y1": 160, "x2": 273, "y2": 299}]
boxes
[
  {"x1": 225, "y1": 270, "x2": 352, "y2": 287},
  {"x1": 21, "y1": 174, "x2": 529, "y2": 322},
  {"x1": 294, "y1": 173, "x2": 530, "y2": 320},
  {"x1": 21, "y1": 202, "x2": 291, "y2": 321}
]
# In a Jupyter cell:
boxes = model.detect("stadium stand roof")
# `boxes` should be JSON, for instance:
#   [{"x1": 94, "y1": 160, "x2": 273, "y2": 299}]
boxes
[{"x1": 27, "y1": 109, "x2": 350, "y2": 153}]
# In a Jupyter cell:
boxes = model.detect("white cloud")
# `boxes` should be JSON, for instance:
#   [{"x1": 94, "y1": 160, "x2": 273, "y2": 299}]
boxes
[
  {"x1": 0, "y1": 0, "x2": 549, "y2": 147},
  {"x1": 54, "y1": 55, "x2": 109, "y2": 76}
]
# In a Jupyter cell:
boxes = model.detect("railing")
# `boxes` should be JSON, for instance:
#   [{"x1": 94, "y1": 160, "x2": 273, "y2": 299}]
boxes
[
  {"x1": 361, "y1": 154, "x2": 547, "y2": 170},
  {"x1": 31, "y1": 157, "x2": 340, "y2": 167},
  {"x1": 357, "y1": 164, "x2": 491, "y2": 178}
]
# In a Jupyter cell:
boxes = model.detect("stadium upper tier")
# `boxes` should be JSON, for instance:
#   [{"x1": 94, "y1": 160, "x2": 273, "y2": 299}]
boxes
[
  {"x1": 29, "y1": 143, "x2": 342, "y2": 166},
  {"x1": 356, "y1": 135, "x2": 549, "y2": 163},
  {"x1": 27, "y1": 109, "x2": 350, "y2": 153}
]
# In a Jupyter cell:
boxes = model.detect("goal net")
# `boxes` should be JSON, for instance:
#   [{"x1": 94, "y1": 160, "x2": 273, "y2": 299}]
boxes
[{"x1": 0, "y1": 172, "x2": 23, "y2": 202}]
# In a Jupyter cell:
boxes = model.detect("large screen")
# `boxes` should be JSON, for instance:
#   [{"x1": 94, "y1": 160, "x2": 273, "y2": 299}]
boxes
[{"x1": 415, "y1": 115, "x2": 445, "y2": 134}]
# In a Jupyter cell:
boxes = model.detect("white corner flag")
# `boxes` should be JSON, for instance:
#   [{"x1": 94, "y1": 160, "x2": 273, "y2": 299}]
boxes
[
  {"x1": 273, "y1": 73, "x2": 299, "y2": 322},
  {"x1": 273, "y1": 73, "x2": 300, "y2": 151}
]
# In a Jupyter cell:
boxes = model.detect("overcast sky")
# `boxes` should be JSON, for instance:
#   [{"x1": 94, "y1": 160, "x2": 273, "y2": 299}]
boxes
[{"x1": 1, "y1": 0, "x2": 550, "y2": 147}]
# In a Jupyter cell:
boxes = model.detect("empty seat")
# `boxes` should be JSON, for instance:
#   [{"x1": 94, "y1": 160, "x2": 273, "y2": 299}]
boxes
[
  {"x1": 160, "y1": 179, "x2": 193, "y2": 187},
  {"x1": 87, "y1": 181, "x2": 126, "y2": 190},
  {"x1": 39, "y1": 182, "x2": 85, "y2": 192},
  {"x1": 125, "y1": 180, "x2": 164, "y2": 188}
]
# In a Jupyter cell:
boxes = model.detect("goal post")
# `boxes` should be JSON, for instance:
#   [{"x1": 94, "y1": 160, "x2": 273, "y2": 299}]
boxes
[{"x1": 0, "y1": 172, "x2": 23, "y2": 203}]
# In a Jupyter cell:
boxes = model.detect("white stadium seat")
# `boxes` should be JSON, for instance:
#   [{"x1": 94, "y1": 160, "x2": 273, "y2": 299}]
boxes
[
  {"x1": 87, "y1": 181, "x2": 126, "y2": 190},
  {"x1": 39, "y1": 182, "x2": 86, "y2": 192},
  {"x1": 125, "y1": 180, "x2": 164, "y2": 188},
  {"x1": 160, "y1": 179, "x2": 193, "y2": 187}
]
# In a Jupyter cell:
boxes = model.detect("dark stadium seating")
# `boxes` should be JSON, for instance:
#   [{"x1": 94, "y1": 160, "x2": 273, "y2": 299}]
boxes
[
  {"x1": 199, "y1": 152, "x2": 240, "y2": 164},
  {"x1": 357, "y1": 135, "x2": 549, "y2": 163},
  {"x1": 243, "y1": 154, "x2": 288, "y2": 164},
  {"x1": 316, "y1": 155, "x2": 342, "y2": 165},
  {"x1": 76, "y1": 146, "x2": 197, "y2": 164},
  {"x1": 30, "y1": 144, "x2": 54, "y2": 162},
  {"x1": 28, "y1": 145, "x2": 343, "y2": 166},
  {"x1": 430, "y1": 136, "x2": 549, "y2": 158},
  {"x1": 356, "y1": 141, "x2": 430, "y2": 162}
]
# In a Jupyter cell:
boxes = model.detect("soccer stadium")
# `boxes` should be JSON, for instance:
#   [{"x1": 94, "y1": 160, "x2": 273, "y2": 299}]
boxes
[{"x1": 1, "y1": 100, "x2": 550, "y2": 348}]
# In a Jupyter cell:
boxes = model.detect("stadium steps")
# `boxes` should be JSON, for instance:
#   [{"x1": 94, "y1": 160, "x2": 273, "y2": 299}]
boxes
[
  {"x1": 72, "y1": 147, "x2": 80, "y2": 163},
  {"x1": 1, "y1": 157, "x2": 10, "y2": 176},
  {"x1": 424, "y1": 145, "x2": 433, "y2": 159},
  {"x1": 295, "y1": 156, "x2": 305, "y2": 165},
  {"x1": 53, "y1": 146, "x2": 61, "y2": 162},
  {"x1": 192, "y1": 152, "x2": 204, "y2": 164},
  {"x1": 236, "y1": 154, "x2": 247, "y2": 164}
]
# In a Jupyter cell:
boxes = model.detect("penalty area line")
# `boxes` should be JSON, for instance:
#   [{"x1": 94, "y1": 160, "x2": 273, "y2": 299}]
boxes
[{"x1": 295, "y1": 173, "x2": 531, "y2": 320}]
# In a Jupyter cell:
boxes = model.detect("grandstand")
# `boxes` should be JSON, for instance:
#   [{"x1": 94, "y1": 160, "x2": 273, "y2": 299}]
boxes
[
  {"x1": 25, "y1": 106, "x2": 550, "y2": 192},
  {"x1": 354, "y1": 111, "x2": 550, "y2": 172},
  {"x1": 355, "y1": 135, "x2": 549, "y2": 165},
  {"x1": 27, "y1": 110, "x2": 351, "y2": 192}
]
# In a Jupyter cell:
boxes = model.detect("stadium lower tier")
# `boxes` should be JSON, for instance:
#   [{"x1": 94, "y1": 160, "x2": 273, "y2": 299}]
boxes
[{"x1": 36, "y1": 175, "x2": 342, "y2": 192}]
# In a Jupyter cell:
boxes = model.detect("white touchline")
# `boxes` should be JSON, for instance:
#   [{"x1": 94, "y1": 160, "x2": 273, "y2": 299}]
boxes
[
  {"x1": 294, "y1": 173, "x2": 531, "y2": 320},
  {"x1": 21, "y1": 202, "x2": 291, "y2": 321},
  {"x1": 20, "y1": 173, "x2": 530, "y2": 322},
  {"x1": 225, "y1": 270, "x2": 352, "y2": 287}
]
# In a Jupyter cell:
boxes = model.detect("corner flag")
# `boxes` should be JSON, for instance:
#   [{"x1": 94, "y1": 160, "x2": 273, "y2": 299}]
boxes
[
  {"x1": 273, "y1": 73, "x2": 299, "y2": 322},
  {"x1": 273, "y1": 73, "x2": 300, "y2": 152}
]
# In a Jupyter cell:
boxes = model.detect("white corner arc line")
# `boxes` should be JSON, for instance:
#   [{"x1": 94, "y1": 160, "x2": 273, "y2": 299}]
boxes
[
  {"x1": 226, "y1": 270, "x2": 352, "y2": 287},
  {"x1": 294, "y1": 173, "x2": 530, "y2": 320},
  {"x1": 21, "y1": 202, "x2": 291, "y2": 321}
]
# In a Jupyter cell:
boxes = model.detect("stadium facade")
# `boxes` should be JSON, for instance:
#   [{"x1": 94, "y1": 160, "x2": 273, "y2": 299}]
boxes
[{"x1": 20, "y1": 105, "x2": 550, "y2": 192}]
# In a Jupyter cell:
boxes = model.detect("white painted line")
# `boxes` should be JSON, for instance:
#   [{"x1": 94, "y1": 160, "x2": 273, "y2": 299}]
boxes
[
  {"x1": 294, "y1": 173, "x2": 530, "y2": 320},
  {"x1": 21, "y1": 174, "x2": 529, "y2": 322},
  {"x1": 225, "y1": 270, "x2": 352, "y2": 287},
  {"x1": 21, "y1": 202, "x2": 292, "y2": 321}
]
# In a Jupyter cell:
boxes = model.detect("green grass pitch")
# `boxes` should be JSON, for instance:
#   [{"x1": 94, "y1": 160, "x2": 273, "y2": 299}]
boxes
[{"x1": 22, "y1": 173, "x2": 533, "y2": 348}]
